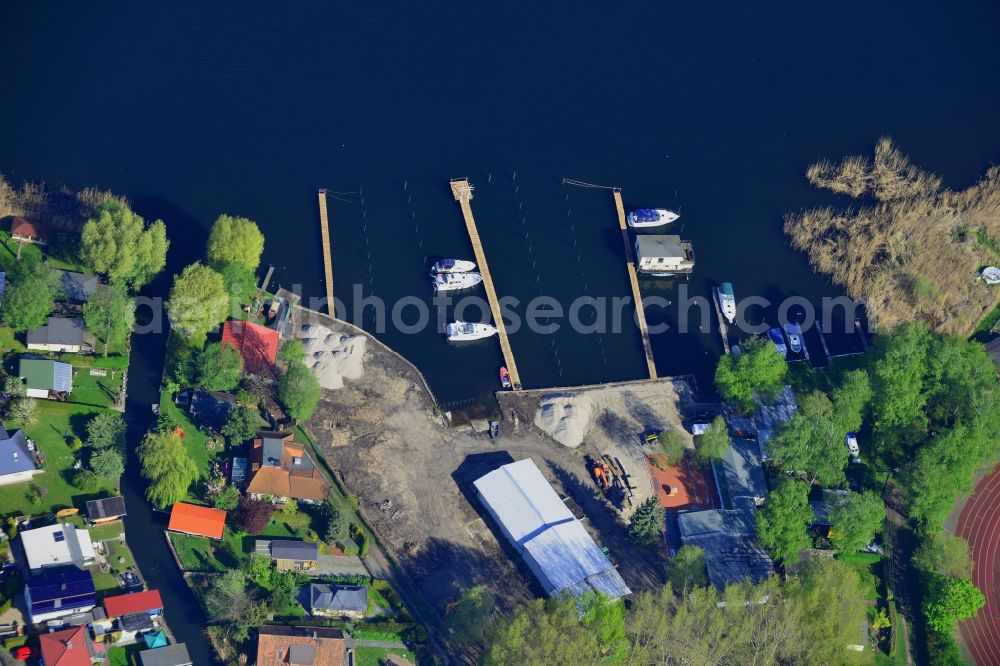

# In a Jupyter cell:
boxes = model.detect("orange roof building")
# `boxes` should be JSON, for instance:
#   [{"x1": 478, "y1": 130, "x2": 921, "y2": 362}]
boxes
[
  {"x1": 10, "y1": 217, "x2": 50, "y2": 244},
  {"x1": 39, "y1": 625, "x2": 96, "y2": 666},
  {"x1": 246, "y1": 432, "x2": 329, "y2": 502},
  {"x1": 256, "y1": 625, "x2": 345, "y2": 666},
  {"x1": 221, "y1": 320, "x2": 279, "y2": 376},
  {"x1": 167, "y1": 502, "x2": 227, "y2": 539},
  {"x1": 103, "y1": 589, "x2": 164, "y2": 618}
]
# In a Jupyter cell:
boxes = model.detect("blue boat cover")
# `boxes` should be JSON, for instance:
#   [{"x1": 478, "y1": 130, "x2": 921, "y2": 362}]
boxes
[
  {"x1": 439, "y1": 259, "x2": 456, "y2": 269},
  {"x1": 632, "y1": 209, "x2": 659, "y2": 222}
]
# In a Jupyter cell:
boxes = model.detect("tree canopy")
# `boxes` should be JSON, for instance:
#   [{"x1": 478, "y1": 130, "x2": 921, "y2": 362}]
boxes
[
  {"x1": 912, "y1": 533, "x2": 972, "y2": 579},
  {"x1": 627, "y1": 497, "x2": 664, "y2": 549},
  {"x1": 166, "y1": 263, "x2": 230, "y2": 342},
  {"x1": 80, "y1": 200, "x2": 168, "y2": 288},
  {"x1": 137, "y1": 430, "x2": 199, "y2": 508},
  {"x1": 667, "y1": 545, "x2": 708, "y2": 592},
  {"x1": 448, "y1": 585, "x2": 496, "y2": 645},
  {"x1": 694, "y1": 415, "x2": 729, "y2": 463},
  {"x1": 714, "y1": 336, "x2": 787, "y2": 412},
  {"x1": 83, "y1": 283, "x2": 135, "y2": 356},
  {"x1": 221, "y1": 404, "x2": 262, "y2": 443},
  {"x1": 87, "y1": 412, "x2": 127, "y2": 450},
  {"x1": 756, "y1": 478, "x2": 812, "y2": 565},
  {"x1": 217, "y1": 262, "x2": 258, "y2": 303},
  {"x1": 923, "y1": 577, "x2": 985, "y2": 634},
  {"x1": 2, "y1": 261, "x2": 56, "y2": 331},
  {"x1": 829, "y1": 490, "x2": 885, "y2": 554},
  {"x1": 90, "y1": 449, "x2": 124, "y2": 479},
  {"x1": 657, "y1": 429, "x2": 687, "y2": 466},
  {"x1": 767, "y1": 390, "x2": 850, "y2": 486},
  {"x1": 198, "y1": 344, "x2": 244, "y2": 392},
  {"x1": 278, "y1": 361, "x2": 321, "y2": 422},
  {"x1": 206, "y1": 214, "x2": 265, "y2": 272}
]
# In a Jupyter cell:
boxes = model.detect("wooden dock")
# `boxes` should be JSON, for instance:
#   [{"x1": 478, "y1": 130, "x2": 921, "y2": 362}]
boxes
[
  {"x1": 317, "y1": 189, "x2": 335, "y2": 314},
  {"x1": 259, "y1": 265, "x2": 275, "y2": 294},
  {"x1": 613, "y1": 190, "x2": 658, "y2": 379},
  {"x1": 449, "y1": 178, "x2": 522, "y2": 390}
]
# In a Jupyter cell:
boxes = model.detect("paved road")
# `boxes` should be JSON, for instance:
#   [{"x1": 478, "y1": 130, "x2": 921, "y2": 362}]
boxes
[{"x1": 957, "y1": 462, "x2": 1000, "y2": 666}]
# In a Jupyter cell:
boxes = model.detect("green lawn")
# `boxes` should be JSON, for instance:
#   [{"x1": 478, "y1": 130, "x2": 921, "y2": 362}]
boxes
[
  {"x1": 66, "y1": 367, "x2": 124, "y2": 409},
  {"x1": 0, "y1": 400, "x2": 117, "y2": 518},
  {"x1": 170, "y1": 532, "x2": 244, "y2": 572},
  {"x1": 0, "y1": 326, "x2": 25, "y2": 353},
  {"x1": 353, "y1": 646, "x2": 415, "y2": 666},
  {"x1": 106, "y1": 643, "x2": 144, "y2": 666},
  {"x1": 158, "y1": 393, "x2": 218, "y2": 493}
]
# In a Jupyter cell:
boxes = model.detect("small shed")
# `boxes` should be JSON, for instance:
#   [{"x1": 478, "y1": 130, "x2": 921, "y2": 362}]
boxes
[
  {"x1": 86, "y1": 495, "x2": 127, "y2": 523},
  {"x1": 634, "y1": 235, "x2": 695, "y2": 275}
]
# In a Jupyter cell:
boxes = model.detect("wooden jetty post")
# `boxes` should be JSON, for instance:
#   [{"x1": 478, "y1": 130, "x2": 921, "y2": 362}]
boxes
[
  {"x1": 613, "y1": 189, "x2": 658, "y2": 379},
  {"x1": 449, "y1": 178, "x2": 522, "y2": 390},
  {"x1": 317, "y1": 189, "x2": 335, "y2": 314},
  {"x1": 711, "y1": 289, "x2": 732, "y2": 355},
  {"x1": 259, "y1": 265, "x2": 275, "y2": 294}
]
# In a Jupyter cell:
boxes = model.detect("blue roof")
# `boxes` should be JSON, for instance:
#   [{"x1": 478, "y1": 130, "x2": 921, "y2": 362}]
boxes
[
  {"x1": 26, "y1": 569, "x2": 96, "y2": 610},
  {"x1": 0, "y1": 429, "x2": 36, "y2": 476}
]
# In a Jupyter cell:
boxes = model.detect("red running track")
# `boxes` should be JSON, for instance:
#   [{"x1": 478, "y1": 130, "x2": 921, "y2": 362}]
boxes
[{"x1": 957, "y1": 463, "x2": 1000, "y2": 665}]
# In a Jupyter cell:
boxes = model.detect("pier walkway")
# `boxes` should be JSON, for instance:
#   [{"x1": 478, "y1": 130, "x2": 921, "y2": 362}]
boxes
[
  {"x1": 450, "y1": 178, "x2": 522, "y2": 390},
  {"x1": 613, "y1": 190, "x2": 658, "y2": 379},
  {"x1": 711, "y1": 289, "x2": 732, "y2": 355},
  {"x1": 317, "y1": 189, "x2": 335, "y2": 313}
]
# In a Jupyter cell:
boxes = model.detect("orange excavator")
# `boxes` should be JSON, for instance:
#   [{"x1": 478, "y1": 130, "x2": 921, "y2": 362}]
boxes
[{"x1": 591, "y1": 457, "x2": 612, "y2": 491}]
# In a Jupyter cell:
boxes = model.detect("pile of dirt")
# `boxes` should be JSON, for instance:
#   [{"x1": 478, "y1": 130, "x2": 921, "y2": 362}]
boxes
[
  {"x1": 299, "y1": 323, "x2": 366, "y2": 389},
  {"x1": 533, "y1": 393, "x2": 594, "y2": 448}
]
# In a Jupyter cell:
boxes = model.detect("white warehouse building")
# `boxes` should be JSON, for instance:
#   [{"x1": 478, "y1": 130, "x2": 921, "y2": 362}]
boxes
[{"x1": 474, "y1": 458, "x2": 631, "y2": 599}]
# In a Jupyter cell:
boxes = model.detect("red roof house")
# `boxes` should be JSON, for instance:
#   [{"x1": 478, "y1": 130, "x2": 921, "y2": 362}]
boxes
[
  {"x1": 10, "y1": 217, "x2": 50, "y2": 244},
  {"x1": 221, "y1": 320, "x2": 279, "y2": 376},
  {"x1": 167, "y1": 502, "x2": 227, "y2": 539},
  {"x1": 103, "y1": 589, "x2": 164, "y2": 618},
  {"x1": 39, "y1": 625, "x2": 97, "y2": 666}
]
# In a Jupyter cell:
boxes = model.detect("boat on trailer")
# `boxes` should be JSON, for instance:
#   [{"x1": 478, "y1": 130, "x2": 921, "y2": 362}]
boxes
[
  {"x1": 431, "y1": 259, "x2": 476, "y2": 273},
  {"x1": 446, "y1": 321, "x2": 497, "y2": 341},
  {"x1": 626, "y1": 208, "x2": 680, "y2": 229},
  {"x1": 431, "y1": 272, "x2": 483, "y2": 292}
]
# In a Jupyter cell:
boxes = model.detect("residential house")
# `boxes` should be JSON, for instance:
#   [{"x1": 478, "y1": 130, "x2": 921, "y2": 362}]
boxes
[
  {"x1": 39, "y1": 624, "x2": 102, "y2": 665},
  {"x1": 634, "y1": 235, "x2": 695, "y2": 275},
  {"x1": 256, "y1": 539, "x2": 319, "y2": 572},
  {"x1": 180, "y1": 389, "x2": 236, "y2": 430},
  {"x1": 718, "y1": 438, "x2": 769, "y2": 506},
  {"x1": 54, "y1": 269, "x2": 100, "y2": 303},
  {"x1": 754, "y1": 385, "x2": 798, "y2": 460},
  {"x1": 139, "y1": 644, "x2": 193, "y2": 666},
  {"x1": 26, "y1": 317, "x2": 86, "y2": 353},
  {"x1": 167, "y1": 502, "x2": 226, "y2": 539},
  {"x1": 308, "y1": 583, "x2": 367, "y2": 619},
  {"x1": 85, "y1": 496, "x2": 127, "y2": 524},
  {"x1": 21, "y1": 523, "x2": 95, "y2": 574},
  {"x1": 221, "y1": 320, "x2": 279, "y2": 376},
  {"x1": 245, "y1": 431, "x2": 329, "y2": 502},
  {"x1": 25, "y1": 569, "x2": 97, "y2": 624},
  {"x1": 103, "y1": 590, "x2": 163, "y2": 620},
  {"x1": 19, "y1": 358, "x2": 73, "y2": 399},
  {"x1": 810, "y1": 489, "x2": 851, "y2": 538},
  {"x1": 677, "y1": 498, "x2": 775, "y2": 590},
  {"x1": 255, "y1": 625, "x2": 345, "y2": 666},
  {"x1": 0, "y1": 423, "x2": 41, "y2": 486},
  {"x1": 10, "y1": 217, "x2": 50, "y2": 245}
]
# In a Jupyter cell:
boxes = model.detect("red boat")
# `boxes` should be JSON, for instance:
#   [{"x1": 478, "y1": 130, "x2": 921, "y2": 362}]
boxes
[{"x1": 499, "y1": 367, "x2": 512, "y2": 389}]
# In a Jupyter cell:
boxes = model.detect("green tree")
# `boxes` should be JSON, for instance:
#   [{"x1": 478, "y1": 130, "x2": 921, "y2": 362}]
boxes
[
  {"x1": 4, "y1": 376, "x2": 26, "y2": 398},
  {"x1": 2, "y1": 262, "x2": 56, "y2": 331},
  {"x1": 221, "y1": 404, "x2": 261, "y2": 443},
  {"x1": 694, "y1": 415, "x2": 729, "y2": 463},
  {"x1": 667, "y1": 545, "x2": 708, "y2": 592},
  {"x1": 71, "y1": 469, "x2": 101, "y2": 492},
  {"x1": 206, "y1": 214, "x2": 265, "y2": 272},
  {"x1": 217, "y1": 262, "x2": 257, "y2": 302},
  {"x1": 483, "y1": 595, "x2": 600, "y2": 666},
  {"x1": 829, "y1": 490, "x2": 885, "y2": 554},
  {"x1": 7, "y1": 396, "x2": 37, "y2": 424},
  {"x1": 212, "y1": 484, "x2": 241, "y2": 511},
  {"x1": 165, "y1": 332, "x2": 201, "y2": 387},
  {"x1": 278, "y1": 339, "x2": 306, "y2": 366},
  {"x1": 924, "y1": 577, "x2": 985, "y2": 634},
  {"x1": 870, "y1": 322, "x2": 933, "y2": 464},
  {"x1": 658, "y1": 430, "x2": 687, "y2": 466},
  {"x1": 627, "y1": 496, "x2": 664, "y2": 548},
  {"x1": 205, "y1": 569, "x2": 252, "y2": 623},
  {"x1": 714, "y1": 336, "x2": 787, "y2": 412},
  {"x1": 278, "y1": 362, "x2": 321, "y2": 422},
  {"x1": 756, "y1": 478, "x2": 812, "y2": 565},
  {"x1": 137, "y1": 430, "x2": 199, "y2": 508},
  {"x1": 268, "y1": 570, "x2": 299, "y2": 612},
  {"x1": 90, "y1": 449, "x2": 124, "y2": 479},
  {"x1": 197, "y1": 344, "x2": 244, "y2": 392},
  {"x1": 580, "y1": 592, "x2": 628, "y2": 662},
  {"x1": 448, "y1": 585, "x2": 495, "y2": 645},
  {"x1": 830, "y1": 368, "x2": 872, "y2": 435},
  {"x1": 166, "y1": 263, "x2": 229, "y2": 343},
  {"x1": 767, "y1": 391, "x2": 849, "y2": 486},
  {"x1": 324, "y1": 500, "x2": 351, "y2": 545},
  {"x1": 80, "y1": 200, "x2": 168, "y2": 288},
  {"x1": 912, "y1": 533, "x2": 972, "y2": 579},
  {"x1": 83, "y1": 283, "x2": 135, "y2": 356},
  {"x1": 87, "y1": 412, "x2": 127, "y2": 450},
  {"x1": 245, "y1": 554, "x2": 273, "y2": 588}
]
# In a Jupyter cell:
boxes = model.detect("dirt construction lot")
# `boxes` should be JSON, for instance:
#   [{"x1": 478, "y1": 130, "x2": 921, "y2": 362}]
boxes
[{"x1": 303, "y1": 315, "x2": 698, "y2": 617}]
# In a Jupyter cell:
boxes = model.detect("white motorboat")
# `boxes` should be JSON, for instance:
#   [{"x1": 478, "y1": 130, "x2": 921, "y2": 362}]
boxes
[
  {"x1": 431, "y1": 259, "x2": 476, "y2": 273},
  {"x1": 446, "y1": 321, "x2": 497, "y2": 341},
  {"x1": 716, "y1": 282, "x2": 736, "y2": 323},
  {"x1": 784, "y1": 322, "x2": 803, "y2": 354},
  {"x1": 626, "y1": 208, "x2": 680, "y2": 229},
  {"x1": 431, "y1": 272, "x2": 483, "y2": 292}
]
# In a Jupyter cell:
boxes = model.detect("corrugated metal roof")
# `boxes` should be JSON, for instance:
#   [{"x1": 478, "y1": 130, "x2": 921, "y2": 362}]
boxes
[{"x1": 473, "y1": 458, "x2": 575, "y2": 546}]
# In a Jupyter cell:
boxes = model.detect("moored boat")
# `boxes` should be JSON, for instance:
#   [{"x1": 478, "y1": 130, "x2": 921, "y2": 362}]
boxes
[
  {"x1": 767, "y1": 327, "x2": 787, "y2": 357},
  {"x1": 626, "y1": 208, "x2": 680, "y2": 229},
  {"x1": 716, "y1": 282, "x2": 736, "y2": 323},
  {"x1": 431, "y1": 258, "x2": 476, "y2": 273},
  {"x1": 446, "y1": 321, "x2": 497, "y2": 341},
  {"x1": 784, "y1": 322, "x2": 803, "y2": 354},
  {"x1": 499, "y1": 367, "x2": 512, "y2": 389},
  {"x1": 431, "y1": 272, "x2": 483, "y2": 292}
]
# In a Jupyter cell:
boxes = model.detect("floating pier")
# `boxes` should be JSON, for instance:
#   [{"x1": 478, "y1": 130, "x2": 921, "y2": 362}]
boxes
[
  {"x1": 317, "y1": 189, "x2": 335, "y2": 313},
  {"x1": 450, "y1": 178, "x2": 522, "y2": 390},
  {"x1": 612, "y1": 190, "x2": 658, "y2": 379},
  {"x1": 259, "y1": 265, "x2": 275, "y2": 294},
  {"x1": 710, "y1": 289, "x2": 732, "y2": 355}
]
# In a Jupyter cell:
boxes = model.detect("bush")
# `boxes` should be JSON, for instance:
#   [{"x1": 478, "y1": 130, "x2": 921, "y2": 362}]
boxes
[
  {"x1": 236, "y1": 496, "x2": 275, "y2": 534},
  {"x1": 91, "y1": 449, "x2": 125, "y2": 479},
  {"x1": 71, "y1": 469, "x2": 101, "y2": 492}
]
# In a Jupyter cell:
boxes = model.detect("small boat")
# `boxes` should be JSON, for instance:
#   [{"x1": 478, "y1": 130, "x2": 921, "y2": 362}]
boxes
[
  {"x1": 767, "y1": 327, "x2": 787, "y2": 357},
  {"x1": 489, "y1": 421, "x2": 501, "y2": 439},
  {"x1": 431, "y1": 272, "x2": 483, "y2": 292},
  {"x1": 499, "y1": 367, "x2": 512, "y2": 389},
  {"x1": 446, "y1": 321, "x2": 498, "y2": 341},
  {"x1": 626, "y1": 208, "x2": 680, "y2": 229},
  {"x1": 784, "y1": 322, "x2": 803, "y2": 354},
  {"x1": 845, "y1": 432, "x2": 860, "y2": 459},
  {"x1": 431, "y1": 259, "x2": 476, "y2": 273},
  {"x1": 716, "y1": 282, "x2": 736, "y2": 323}
]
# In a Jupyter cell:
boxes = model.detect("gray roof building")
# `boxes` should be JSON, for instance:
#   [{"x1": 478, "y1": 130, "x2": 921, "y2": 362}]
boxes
[
  {"x1": 755, "y1": 385, "x2": 798, "y2": 459},
  {"x1": 54, "y1": 270, "x2": 100, "y2": 302},
  {"x1": 184, "y1": 390, "x2": 236, "y2": 430},
  {"x1": 719, "y1": 438, "x2": 769, "y2": 506},
  {"x1": 139, "y1": 644, "x2": 193, "y2": 666},
  {"x1": 86, "y1": 496, "x2": 127, "y2": 522},
  {"x1": 26, "y1": 317, "x2": 85, "y2": 347},
  {"x1": 0, "y1": 427, "x2": 37, "y2": 479},
  {"x1": 678, "y1": 499, "x2": 774, "y2": 590},
  {"x1": 270, "y1": 540, "x2": 319, "y2": 561},
  {"x1": 310, "y1": 584, "x2": 367, "y2": 614}
]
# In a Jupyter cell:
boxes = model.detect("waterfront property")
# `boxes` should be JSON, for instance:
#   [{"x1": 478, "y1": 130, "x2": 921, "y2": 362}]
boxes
[
  {"x1": 308, "y1": 583, "x2": 367, "y2": 618},
  {"x1": 612, "y1": 189, "x2": 658, "y2": 379},
  {"x1": 718, "y1": 438, "x2": 769, "y2": 507},
  {"x1": 221, "y1": 319, "x2": 279, "y2": 376},
  {"x1": 86, "y1": 495, "x2": 127, "y2": 524},
  {"x1": 25, "y1": 568, "x2": 97, "y2": 623},
  {"x1": 179, "y1": 388, "x2": 236, "y2": 431},
  {"x1": 26, "y1": 316, "x2": 86, "y2": 353},
  {"x1": 634, "y1": 235, "x2": 695, "y2": 275},
  {"x1": 677, "y1": 499, "x2": 774, "y2": 590},
  {"x1": 40, "y1": 625, "x2": 101, "y2": 665},
  {"x1": 246, "y1": 431, "x2": 329, "y2": 502},
  {"x1": 103, "y1": 589, "x2": 164, "y2": 619},
  {"x1": 167, "y1": 502, "x2": 226, "y2": 539},
  {"x1": 18, "y1": 358, "x2": 73, "y2": 398},
  {"x1": 139, "y1": 643, "x2": 193, "y2": 666},
  {"x1": 20, "y1": 522, "x2": 95, "y2": 573},
  {"x1": 255, "y1": 625, "x2": 345, "y2": 666},
  {"x1": 256, "y1": 539, "x2": 319, "y2": 572},
  {"x1": 53, "y1": 269, "x2": 100, "y2": 303},
  {"x1": 474, "y1": 458, "x2": 631, "y2": 599},
  {"x1": 10, "y1": 216, "x2": 50, "y2": 245},
  {"x1": 0, "y1": 423, "x2": 41, "y2": 486}
]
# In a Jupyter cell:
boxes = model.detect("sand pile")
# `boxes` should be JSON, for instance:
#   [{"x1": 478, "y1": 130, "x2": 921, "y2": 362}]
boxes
[
  {"x1": 299, "y1": 324, "x2": 366, "y2": 390},
  {"x1": 534, "y1": 393, "x2": 593, "y2": 448}
]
